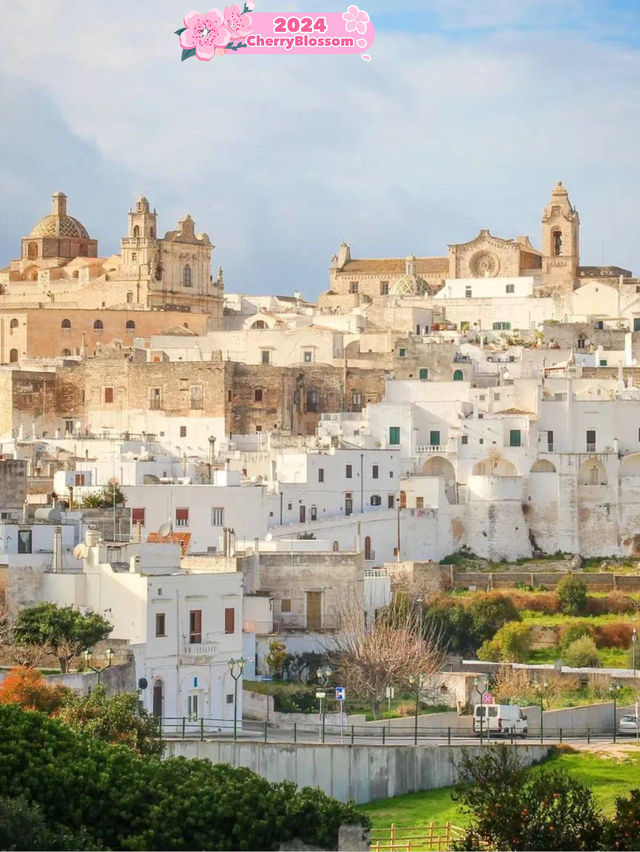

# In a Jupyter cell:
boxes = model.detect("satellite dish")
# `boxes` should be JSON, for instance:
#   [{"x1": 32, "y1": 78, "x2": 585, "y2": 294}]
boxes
[
  {"x1": 503, "y1": 370, "x2": 510, "y2": 380},
  {"x1": 137, "y1": 677, "x2": 148, "y2": 690},
  {"x1": 447, "y1": 479, "x2": 455, "y2": 487},
  {"x1": 265, "y1": 532, "x2": 273, "y2": 541},
  {"x1": 73, "y1": 543, "x2": 89, "y2": 559},
  {"x1": 158, "y1": 522, "x2": 172, "y2": 537}
]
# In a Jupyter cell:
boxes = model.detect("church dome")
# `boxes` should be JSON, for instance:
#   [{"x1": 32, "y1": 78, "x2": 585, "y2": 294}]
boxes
[
  {"x1": 390, "y1": 273, "x2": 428, "y2": 296},
  {"x1": 28, "y1": 192, "x2": 91, "y2": 239}
]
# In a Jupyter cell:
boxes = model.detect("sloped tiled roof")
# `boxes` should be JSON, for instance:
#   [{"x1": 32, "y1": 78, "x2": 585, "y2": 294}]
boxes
[{"x1": 339, "y1": 257, "x2": 449, "y2": 275}]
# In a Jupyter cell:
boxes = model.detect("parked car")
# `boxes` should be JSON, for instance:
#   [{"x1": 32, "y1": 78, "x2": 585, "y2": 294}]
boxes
[
  {"x1": 473, "y1": 703, "x2": 528, "y2": 738},
  {"x1": 618, "y1": 714, "x2": 640, "y2": 735}
]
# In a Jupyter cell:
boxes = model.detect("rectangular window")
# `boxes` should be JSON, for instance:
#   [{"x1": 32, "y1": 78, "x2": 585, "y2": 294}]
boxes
[
  {"x1": 586, "y1": 430, "x2": 596, "y2": 452},
  {"x1": 132, "y1": 507, "x2": 145, "y2": 526},
  {"x1": 190, "y1": 385, "x2": 203, "y2": 410},
  {"x1": 281, "y1": 598, "x2": 292, "y2": 613},
  {"x1": 155, "y1": 613, "x2": 166, "y2": 637},
  {"x1": 226, "y1": 693, "x2": 234, "y2": 704},
  {"x1": 74, "y1": 473, "x2": 85, "y2": 486},
  {"x1": 419, "y1": 368, "x2": 428, "y2": 380},
  {"x1": 261, "y1": 350, "x2": 270, "y2": 364},
  {"x1": 179, "y1": 425, "x2": 187, "y2": 438},
  {"x1": 189, "y1": 609, "x2": 202, "y2": 644},
  {"x1": 465, "y1": 287, "x2": 472, "y2": 299},
  {"x1": 380, "y1": 281, "x2": 389, "y2": 295},
  {"x1": 345, "y1": 464, "x2": 352, "y2": 479},
  {"x1": 187, "y1": 694, "x2": 199, "y2": 720},
  {"x1": 345, "y1": 494, "x2": 353, "y2": 516},
  {"x1": 17, "y1": 529, "x2": 32, "y2": 554},
  {"x1": 64, "y1": 419, "x2": 74, "y2": 433},
  {"x1": 306, "y1": 390, "x2": 319, "y2": 412},
  {"x1": 175, "y1": 507, "x2": 189, "y2": 527},
  {"x1": 371, "y1": 494, "x2": 381, "y2": 506},
  {"x1": 150, "y1": 388, "x2": 162, "y2": 409},
  {"x1": 398, "y1": 348, "x2": 406, "y2": 358},
  {"x1": 372, "y1": 464, "x2": 379, "y2": 479},
  {"x1": 492, "y1": 322, "x2": 511, "y2": 330},
  {"x1": 310, "y1": 505, "x2": 317, "y2": 521},
  {"x1": 104, "y1": 387, "x2": 114, "y2": 403},
  {"x1": 211, "y1": 507, "x2": 224, "y2": 526},
  {"x1": 509, "y1": 429, "x2": 522, "y2": 447},
  {"x1": 224, "y1": 607, "x2": 235, "y2": 634},
  {"x1": 389, "y1": 427, "x2": 400, "y2": 446},
  {"x1": 506, "y1": 284, "x2": 515, "y2": 294},
  {"x1": 388, "y1": 494, "x2": 395, "y2": 509},
  {"x1": 548, "y1": 430, "x2": 554, "y2": 451},
  {"x1": 352, "y1": 392, "x2": 362, "y2": 409},
  {"x1": 349, "y1": 281, "x2": 359, "y2": 294},
  {"x1": 461, "y1": 435, "x2": 468, "y2": 445},
  {"x1": 600, "y1": 359, "x2": 608, "y2": 367},
  {"x1": 254, "y1": 388, "x2": 263, "y2": 402},
  {"x1": 318, "y1": 468, "x2": 324, "y2": 483},
  {"x1": 303, "y1": 350, "x2": 313, "y2": 363},
  {"x1": 634, "y1": 318, "x2": 640, "y2": 332},
  {"x1": 430, "y1": 430, "x2": 440, "y2": 446}
]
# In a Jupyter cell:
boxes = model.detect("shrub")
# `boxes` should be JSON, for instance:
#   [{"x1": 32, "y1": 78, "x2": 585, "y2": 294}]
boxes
[
  {"x1": 422, "y1": 597, "x2": 476, "y2": 655},
  {"x1": 0, "y1": 703, "x2": 366, "y2": 850},
  {"x1": 0, "y1": 667, "x2": 70, "y2": 714},
  {"x1": 476, "y1": 639, "x2": 503, "y2": 662},
  {"x1": 563, "y1": 635, "x2": 600, "y2": 667},
  {"x1": 556, "y1": 575, "x2": 588, "y2": 616},
  {"x1": 605, "y1": 788, "x2": 640, "y2": 850},
  {"x1": 594, "y1": 622, "x2": 633, "y2": 649},
  {"x1": 453, "y1": 746, "x2": 604, "y2": 851},
  {"x1": 559, "y1": 622, "x2": 594, "y2": 651},
  {"x1": 509, "y1": 591, "x2": 560, "y2": 614},
  {"x1": 604, "y1": 592, "x2": 636, "y2": 615},
  {"x1": 494, "y1": 622, "x2": 532, "y2": 662},
  {"x1": 467, "y1": 593, "x2": 521, "y2": 644}
]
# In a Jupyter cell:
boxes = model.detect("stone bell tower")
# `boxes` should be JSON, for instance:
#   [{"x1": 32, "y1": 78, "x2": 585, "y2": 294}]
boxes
[
  {"x1": 541, "y1": 181, "x2": 580, "y2": 292},
  {"x1": 121, "y1": 196, "x2": 158, "y2": 269}
]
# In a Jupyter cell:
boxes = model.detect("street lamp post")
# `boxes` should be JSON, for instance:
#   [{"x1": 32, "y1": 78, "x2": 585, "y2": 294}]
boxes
[
  {"x1": 534, "y1": 678, "x2": 549, "y2": 743},
  {"x1": 228, "y1": 657, "x2": 247, "y2": 741},
  {"x1": 473, "y1": 676, "x2": 489, "y2": 745},
  {"x1": 408, "y1": 674, "x2": 424, "y2": 745},
  {"x1": 82, "y1": 647, "x2": 114, "y2": 686},
  {"x1": 610, "y1": 681, "x2": 622, "y2": 743},
  {"x1": 632, "y1": 627, "x2": 637, "y2": 677},
  {"x1": 316, "y1": 666, "x2": 332, "y2": 742}
]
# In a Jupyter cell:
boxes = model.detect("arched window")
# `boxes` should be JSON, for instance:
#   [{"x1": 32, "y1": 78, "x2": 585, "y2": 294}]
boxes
[
  {"x1": 453, "y1": 369, "x2": 464, "y2": 381},
  {"x1": 332, "y1": 540, "x2": 340, "y2": 552},
  {"x1": 79, "y1": 244, "x2": 88, "y2": 257},
  {"x1": 133, "y1": 225, "x2": 140, "y2": 238},
  {"x1": 9, "y1": 349, "x2": 18, "y2": 363},
  {"x1": 364, "y1": 536, "x2": 372, "y2": 560},
  {"x1": 553, "y1": 230, "x2": 563, "y2": 256},
  {"x1": 94, "y1": 319, "x2": 103, "y2": 332},
  {"x1": 399, "y1": 490, "x2": 407, "y2": 508},
  {"x1": 126, "y1": 320, "x2": 136, "y2": 331},
  {"x1": 9, "y1": 319, "x2": 18, "y2": 330},
  {"x1": 27, "y1": 241, "x2": 38, "y2": 260},
  {"x1": 183, "y1": 264, "x2": 192, "y2": 286},
  {"x1": 252, "y1": 320, "x2": 266, "y2": 329},
  {"x1": 61, "y1": 318, "x2": 71, "y2": 330},
  {"x1": 152, "y1": 679, "x2": 164, "y2": 718},
  {"x1": 131, "y1": 252, "x2": 137, "y2": 262},
  {"x1": 149, "y1": 226, "x2": 155, "y2": 238},
  {"x1": 61, "y1": 349, "x2": 71, "y2": 357}
]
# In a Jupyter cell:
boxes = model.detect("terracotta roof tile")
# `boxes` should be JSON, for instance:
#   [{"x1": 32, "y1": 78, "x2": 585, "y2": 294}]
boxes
[
  {"x1": 339, "y1": 257, "x2": 449, "y2": 275},
  {"x1": 147, "y1": 531, "x2": 191, "y2": 554}
]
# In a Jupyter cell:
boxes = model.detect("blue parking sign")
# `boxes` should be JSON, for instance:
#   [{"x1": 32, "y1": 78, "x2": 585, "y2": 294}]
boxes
[{"x1": 335, "y1": 686, "x2": 345, "y2": 701}]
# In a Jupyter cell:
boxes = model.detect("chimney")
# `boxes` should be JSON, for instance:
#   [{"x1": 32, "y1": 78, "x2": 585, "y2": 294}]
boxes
[{"x1": 52, "y1": 526, "x2": 63, "y2": 574}]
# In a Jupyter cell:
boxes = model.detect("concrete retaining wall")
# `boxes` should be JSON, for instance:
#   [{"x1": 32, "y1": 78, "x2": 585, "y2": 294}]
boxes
[
  {"x1": 164, "y1": 740, "x2": 552, "y2": 804},
  {"x1": 452, "y1": 569, "x2": 640, "y2": 591}
]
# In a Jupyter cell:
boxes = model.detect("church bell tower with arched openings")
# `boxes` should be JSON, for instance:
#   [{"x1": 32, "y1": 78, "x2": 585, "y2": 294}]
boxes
[{"x1": 541, "y1": 181, "x2": 580, "y2": 292}]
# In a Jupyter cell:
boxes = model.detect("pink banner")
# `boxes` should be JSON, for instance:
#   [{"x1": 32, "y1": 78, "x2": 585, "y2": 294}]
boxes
[{"x1": 176, "y1": 5, "x2": 374, "y2": 60}]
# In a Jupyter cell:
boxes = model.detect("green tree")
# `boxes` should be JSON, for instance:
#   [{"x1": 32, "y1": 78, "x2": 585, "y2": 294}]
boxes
[
  {"x1": 0, "y1": 796, "x2": 90, "y2": 851},
  {"x1": 266, "y1": 639, "x2": 288, "y2": 679},
  {"x1": 556, "y1": 574, "x2": 588, "y2": 616},
  {"x1": 486, "y1": 622, "x2": 532, "y2": 662},
  {"x1": 422, "y1": 598, "x2": 476, "y2": 655},
  {"x1": 453, "y1": 745, "x2": 604, "y2": 851},
  {"x1": 559, "y1": 622, "x2": 593, "y2": 651},
  {"x1": 467, "y1": 592, "x2": 521, "y2": 645},
  {"x1": 563, "y1": 635, "x2": 600, "y2": 667},
  {"x1": 605, "y1": 788, "x2": 640, "y2": 850},
  {"x1": 57, "y1": 684, "x2": 162, "y2": 757},
  {"x1": 13, "y1": 603, "x2": 112, "y2": 673}
]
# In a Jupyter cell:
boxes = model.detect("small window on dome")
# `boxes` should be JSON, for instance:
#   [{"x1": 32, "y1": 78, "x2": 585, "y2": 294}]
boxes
[{"x1": 27, "y1": 242, "x2": 38, "y2": 260}]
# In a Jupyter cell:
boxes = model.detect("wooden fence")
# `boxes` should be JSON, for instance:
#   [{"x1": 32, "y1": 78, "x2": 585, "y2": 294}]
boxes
[{"x1": 370, "y1": 822, "x2": 466, "y2": 852}]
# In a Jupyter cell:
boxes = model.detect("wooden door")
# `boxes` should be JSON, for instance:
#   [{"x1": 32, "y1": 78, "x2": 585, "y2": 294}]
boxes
[{"x1": 306, "y1": 591, "x2": 322, "y2": 630}]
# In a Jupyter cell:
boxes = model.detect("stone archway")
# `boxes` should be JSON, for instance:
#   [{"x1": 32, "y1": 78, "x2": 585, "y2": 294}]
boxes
[
  {"x1": 421, "y1": 456, "x2": 456, "y2": 503},
  {"x1": 578, "y1": 457, "x2": 607, "y2": 486},
  {"x1": 472, "y1": 457, "x2": 517, "y2": 477}
]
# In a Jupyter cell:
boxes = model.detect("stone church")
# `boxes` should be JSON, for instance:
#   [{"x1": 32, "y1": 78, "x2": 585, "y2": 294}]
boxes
[{"x1": 322, "y1": 182, "x2": 632, "y2": 310}]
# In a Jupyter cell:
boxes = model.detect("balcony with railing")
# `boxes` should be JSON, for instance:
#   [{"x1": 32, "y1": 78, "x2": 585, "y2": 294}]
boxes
[
  {"x1": 415, "y1": 443, "x2": 453, "y2": 454},
  {"x1": 181, "y1": 643, "x2": 218, "y2": 656}
]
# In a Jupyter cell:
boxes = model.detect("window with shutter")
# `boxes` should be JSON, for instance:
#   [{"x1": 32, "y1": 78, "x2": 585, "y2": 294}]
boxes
[
  {"x1": 175, "y1": 508, "x2": 189, "y2": 527},
  {"x1": 224, "y1": 607, "x2": 235, "y2": 634}
]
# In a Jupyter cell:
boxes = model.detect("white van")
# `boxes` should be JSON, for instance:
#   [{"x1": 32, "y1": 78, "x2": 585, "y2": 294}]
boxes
[{"x1": 473, "y1": 703, "x2": 528, "y2": 737}]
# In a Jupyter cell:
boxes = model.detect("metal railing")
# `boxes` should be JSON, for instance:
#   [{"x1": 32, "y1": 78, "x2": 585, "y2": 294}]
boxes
[
  {"x1": 158, "y1": 718, "x2": 628, "y2": 746},
  {"x1": 371, "y1": 822, "x2": 466, "y2": 852}
]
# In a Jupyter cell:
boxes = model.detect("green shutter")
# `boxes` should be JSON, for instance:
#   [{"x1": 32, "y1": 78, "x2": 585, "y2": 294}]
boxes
[
  {"x1": 389, "y1": 427, "x2": 400, "y2": 445},
  {"x1": 509, "y1": 430, "x2": 521, "y2": 447},
  {"x1": 419, "y1": 368, "x2": 428, "y2": 380},
  {"x1": 430, "y1": 430, "x2": 440, "y2": 446}
]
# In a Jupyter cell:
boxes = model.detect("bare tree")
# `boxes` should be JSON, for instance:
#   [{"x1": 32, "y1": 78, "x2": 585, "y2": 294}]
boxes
[
  {"x1": 0, "y1": 604, "x2": 47, "y2": 669},
  {"x1": 327, "y1": 589, "x2": 445, "y2": 718}
]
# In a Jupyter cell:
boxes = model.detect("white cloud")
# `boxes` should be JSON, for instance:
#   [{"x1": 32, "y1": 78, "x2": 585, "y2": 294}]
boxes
[{"x1": 1, "y1": 1, "x2": 640, "y2": 296}]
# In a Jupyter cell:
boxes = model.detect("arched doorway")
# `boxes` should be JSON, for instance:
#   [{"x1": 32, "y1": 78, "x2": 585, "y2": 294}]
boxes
[
  {"x1": 453, "y1": 370, "x2": 464, "y2": 381},
  {"x1": 421, "y1": 456, "x2": 457, "y2": 503},
  {"x1": 578, "y1": 458, "x2": 607, "y2": 486},
  {"x1": 472, "y1": 457, "x2": 518, "y2": 476},
  {"x1": 364, "y1": 536, "x2": 372, "y2": 560},
  {"x1": 9, "y1": 349, "x2": 18, "y2": 363}
]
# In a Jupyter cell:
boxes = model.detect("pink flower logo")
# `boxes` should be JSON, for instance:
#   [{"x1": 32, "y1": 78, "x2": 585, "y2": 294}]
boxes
[
  {"x1": 223, "y1": 4, "x2": 253, "y2": 38},
  {"x1": 342, "y1": 4, "x2": 370, "y2": 35},
  {"x1": 179, "y1": 9, "x2": 232, "y2": 61}
]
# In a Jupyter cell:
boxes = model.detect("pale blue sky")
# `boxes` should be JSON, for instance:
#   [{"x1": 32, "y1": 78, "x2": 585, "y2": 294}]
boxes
[{"x1": 1, "y1": 1, "x2": 640, "y2": 297}]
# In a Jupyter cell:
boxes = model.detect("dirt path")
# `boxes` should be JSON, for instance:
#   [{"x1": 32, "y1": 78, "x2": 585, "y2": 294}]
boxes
[{"x1": 567, "y1": 741, "x2": 640, "y2": 760}]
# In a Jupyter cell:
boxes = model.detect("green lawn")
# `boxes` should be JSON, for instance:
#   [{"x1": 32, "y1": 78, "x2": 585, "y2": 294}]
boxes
[{"x1": 358, "y1": 750, "x2": 640, "y2": 829}]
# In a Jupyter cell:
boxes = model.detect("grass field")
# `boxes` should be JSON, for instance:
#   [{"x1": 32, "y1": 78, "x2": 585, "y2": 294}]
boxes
[{"x1": 357, "y1": 750, "x2": 640, "y2": 829}]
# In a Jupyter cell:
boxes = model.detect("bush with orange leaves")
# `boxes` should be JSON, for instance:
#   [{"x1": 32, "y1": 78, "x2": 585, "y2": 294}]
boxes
[{"x1": 0, "y1": 667, "x2": 70, "y2": 715}]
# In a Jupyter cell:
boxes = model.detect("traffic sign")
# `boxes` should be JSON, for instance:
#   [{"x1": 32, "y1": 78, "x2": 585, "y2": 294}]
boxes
[
  {"x1": 335, "y1": 686, "x2": 346, "y2": 701},
  {"x1": 482, "y1": 692, "x2": 494, "y2": 704},
  {"x1": 315, "y1": 691, "x2": 326, "y2": 699}
]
